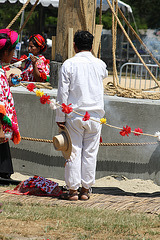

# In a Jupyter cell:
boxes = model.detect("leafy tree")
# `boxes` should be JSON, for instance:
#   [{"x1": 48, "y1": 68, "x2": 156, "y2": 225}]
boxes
[{"x1": 123, "y1": 0, "x2": 160, "y2": 29}]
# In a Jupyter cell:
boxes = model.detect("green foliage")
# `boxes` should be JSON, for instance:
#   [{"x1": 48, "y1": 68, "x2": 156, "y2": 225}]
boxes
[
  {"x1": 0, "y1": 3, "x2": 58, "y2": 37},
  {"x1": 45, "y1": 16, "x2": 57, "y2": 26},
  {"x1": 96, "y1": 11, "x2": 112, "y2": 29},
  {"x1": 123, "y1": 0, "x2": 160, "y2": 29},
  {"x1": 0, "y1": 3, "x2": 21, "y2": 29}
]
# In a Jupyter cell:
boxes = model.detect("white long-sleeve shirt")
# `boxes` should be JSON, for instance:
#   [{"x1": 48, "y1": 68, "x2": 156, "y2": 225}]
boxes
[{"x1": 56, "y1": 51, "x2": 108, "y2": 122}]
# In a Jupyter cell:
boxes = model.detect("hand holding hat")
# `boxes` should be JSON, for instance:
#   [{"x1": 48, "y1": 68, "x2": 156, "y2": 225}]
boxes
[{"x1": 53, "y1": 126, "x2": 72, "y2": 160}]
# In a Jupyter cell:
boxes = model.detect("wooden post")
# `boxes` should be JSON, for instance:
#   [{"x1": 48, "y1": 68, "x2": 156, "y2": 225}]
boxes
[
  {"x1": 55, "y1": 0, "x2": 97, "y2": 62},
  {"x1": 51, "y1": 36, "x2": 56, "y2": 60},
  {"x1": 68, "y1": 28, "x2": 74, "y2": 59},
  {"x1": 92, "y1": 24, "x2": 103, "y2": 57}
]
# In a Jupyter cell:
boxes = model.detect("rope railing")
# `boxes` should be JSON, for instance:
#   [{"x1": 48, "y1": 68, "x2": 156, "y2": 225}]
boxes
[
  {"x1": 19, "y1": 81, "x2": 160, "y2": 140},
  {"x1": 21, "y1": 136, "x2": 158, "y2": 146}
]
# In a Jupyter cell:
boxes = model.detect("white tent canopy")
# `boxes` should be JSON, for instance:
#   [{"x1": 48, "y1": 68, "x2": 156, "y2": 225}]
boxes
[
  {"x1": 0, "y1": 0, "x2": 59, "y2": 7},
  {"x1": 0, "y1": 0, "x2": 132, "y2": 13},
  {"x1": 97, "y1": 0, "x2": 132, "y2": 13}
]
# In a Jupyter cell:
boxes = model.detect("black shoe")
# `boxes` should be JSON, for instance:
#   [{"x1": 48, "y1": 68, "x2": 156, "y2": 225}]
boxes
[{"x1": 0, "y1": 173, "x2": 11, "y2": 179}]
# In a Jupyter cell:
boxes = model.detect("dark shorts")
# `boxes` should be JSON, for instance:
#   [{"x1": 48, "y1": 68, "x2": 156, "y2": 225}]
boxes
[{"x1": 0, "y1": 142, "x2": 13, "y2": 175}]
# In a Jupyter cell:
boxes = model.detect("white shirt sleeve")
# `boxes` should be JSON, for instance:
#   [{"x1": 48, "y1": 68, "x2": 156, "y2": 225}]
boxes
[{"x1": 55, "y1": 63, "x2": 70, "y2": 122}]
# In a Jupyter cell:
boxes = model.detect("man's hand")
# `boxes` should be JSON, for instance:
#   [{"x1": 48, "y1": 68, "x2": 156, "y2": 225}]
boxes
[{"x1": 56, "y1": 122, "x2": 65, "y2": 129}]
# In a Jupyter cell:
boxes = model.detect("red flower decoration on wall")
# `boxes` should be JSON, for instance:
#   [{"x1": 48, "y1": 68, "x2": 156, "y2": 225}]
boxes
[
  {"x1": 83, "y1": 111, "x2": 90, "y2": 121},
  {"x1": 61, "y1": 103, "x2": 73, "y2": 114},
  {"x1": 27, "y1": 83, "x2": 35, "y2": 92},
  {"x1": 120, "y1": 125, "x2": 131, "y2": 136},
  {"x1": 40, "y1": 94, "x2": 50, "y2": 104},
  {"x1": 134, "y1": 128, "x2": 143, "y2": 136}
]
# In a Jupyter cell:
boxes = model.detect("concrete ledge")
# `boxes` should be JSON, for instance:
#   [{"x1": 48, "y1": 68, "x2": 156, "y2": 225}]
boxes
[{"x1": 10, "y1": 87, "x2": 160, "y2": 185}]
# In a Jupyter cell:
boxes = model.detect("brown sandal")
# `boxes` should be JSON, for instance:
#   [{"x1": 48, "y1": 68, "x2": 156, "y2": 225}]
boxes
[
  {"x1": 59, "y1": 191, "x2": 78, "y2": 201},
  {"x1": 79, "y1": 191, "x2": 90, "y2": 201}
]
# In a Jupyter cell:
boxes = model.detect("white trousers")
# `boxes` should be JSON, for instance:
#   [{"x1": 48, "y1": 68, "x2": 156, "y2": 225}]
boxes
[{"x1": 65, "y1": 111, "x2": 102, "y2": 190}]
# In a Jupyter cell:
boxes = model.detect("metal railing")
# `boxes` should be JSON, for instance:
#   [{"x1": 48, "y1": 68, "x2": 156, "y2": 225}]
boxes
[{"x1": 119, "y1": 62, "x2": 160, "y2": 90}]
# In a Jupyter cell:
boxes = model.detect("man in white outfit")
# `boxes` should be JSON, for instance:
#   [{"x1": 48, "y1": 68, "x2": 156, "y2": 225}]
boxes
[{"x1": 56, "y1": 30, "x2": 108, "y2": 200}]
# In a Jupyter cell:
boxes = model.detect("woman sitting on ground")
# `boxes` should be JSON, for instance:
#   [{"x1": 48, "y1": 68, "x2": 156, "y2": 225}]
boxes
[{"x1": 20, "y1": 34, "x2": 50, "y2": 82}]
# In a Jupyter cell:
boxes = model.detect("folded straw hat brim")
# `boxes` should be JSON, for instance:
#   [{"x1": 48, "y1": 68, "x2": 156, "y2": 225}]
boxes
[{"x1": 53, "y1": 126, "x2": 72, "y2": 160}]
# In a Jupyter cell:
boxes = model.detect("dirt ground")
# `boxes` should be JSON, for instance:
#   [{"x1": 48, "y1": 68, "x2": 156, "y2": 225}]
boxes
[
  {"x1": 103, "y1": 75, "x2": 159, "y2": 91},
  {"x1": 11, "y1": 172, "x2": 160, "y2": 194}
]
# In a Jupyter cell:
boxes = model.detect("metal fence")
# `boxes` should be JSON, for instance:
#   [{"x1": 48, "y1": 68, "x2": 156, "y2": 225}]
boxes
[{"x1": 119, "y1": 62, "x2": 160, "y2": 90}]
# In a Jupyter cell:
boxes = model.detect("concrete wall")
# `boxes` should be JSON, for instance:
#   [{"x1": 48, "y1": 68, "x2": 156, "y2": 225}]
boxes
[{"x1": 10, "y1": 86, "x2": 160, "y2": 185}]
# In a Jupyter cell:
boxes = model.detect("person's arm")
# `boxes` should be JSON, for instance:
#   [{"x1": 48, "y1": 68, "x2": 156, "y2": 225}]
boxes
[
  {"x1": 55, "y1": 62, "x2": 70, "y2": 124},
  {"x1": 30, "y1": 55, "x2": 41, "y2": 82}
]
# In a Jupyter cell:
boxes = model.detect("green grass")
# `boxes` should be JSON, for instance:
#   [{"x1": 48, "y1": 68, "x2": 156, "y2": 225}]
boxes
[{"x1": 0, "y1": 201, "x2": 160, "y2": 239}]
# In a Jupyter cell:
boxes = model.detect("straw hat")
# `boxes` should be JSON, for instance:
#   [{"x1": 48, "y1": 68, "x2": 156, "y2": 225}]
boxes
[{"x1": 53, "y1": 126, "x2": 72, "y2": 159}]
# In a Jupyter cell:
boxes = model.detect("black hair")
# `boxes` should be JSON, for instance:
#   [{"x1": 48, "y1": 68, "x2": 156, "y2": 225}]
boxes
[
  {"x1": 0, "y1": 33, "x2": 14, "y2": 57},
  {"x1": 29, "y1": 36, "x2": 40, "y2": 49},
  {"x1": 74, "y1": 30, "x2": 94, "y2": 51},
  {"x1": 29, "y1": 35, "x2": 46, "y2": 54}
]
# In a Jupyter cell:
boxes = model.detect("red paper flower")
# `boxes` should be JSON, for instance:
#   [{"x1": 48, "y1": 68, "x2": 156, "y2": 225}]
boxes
[
  {"x1": 40, "y1": 72, "x2": 47, "y2": 80},
  {"x1": 61, "y1": 103, "x2": 73, "y2": 114},
  {"x1": 27, "y1": 83, "x2": 35, "y2": 92},
  {"x1": 45, "y1": 59, "x2": 50, "y2": 64},
  {"x1": 134, "y1": 128, "x2": 143, "y2": 136},
  {"x1": 83, "y1": 111, "x2": 90, "y2": 121},
  {"x1": 40, "y1": 94, "x2": 50, "y2": 104},
  {"x1": 120, "y1": 125, "x2": 131, "y2": 136}
]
